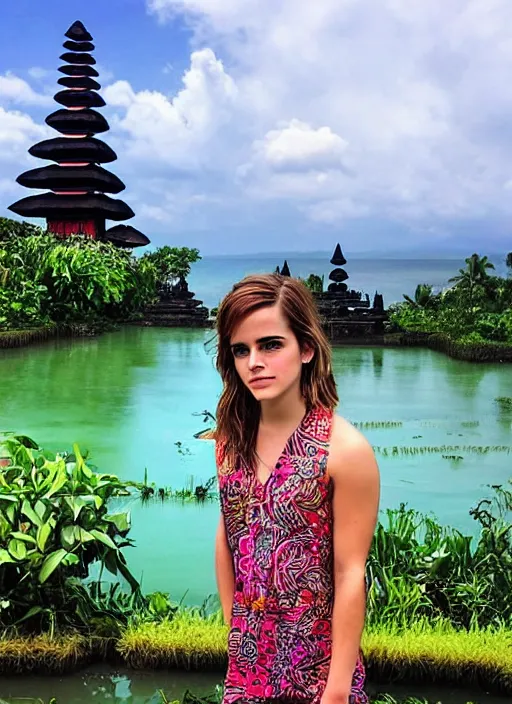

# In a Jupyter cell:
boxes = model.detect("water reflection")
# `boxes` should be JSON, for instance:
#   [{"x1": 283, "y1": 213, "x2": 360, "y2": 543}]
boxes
[
  {"x1": 0, "y1": 329, "x2": 510, "y2": 600},
  {"x1": 1, "y1": 667, "x2": 506, "y2": 704}
]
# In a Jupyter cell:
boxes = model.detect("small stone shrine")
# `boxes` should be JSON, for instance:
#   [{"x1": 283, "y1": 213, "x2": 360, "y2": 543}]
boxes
[
  {"x1": 142, "y1": 276, "x2": 209, "y2": 328},
  {"x1": 314, "y1": 244, "x2": 387, "y2": 341}
]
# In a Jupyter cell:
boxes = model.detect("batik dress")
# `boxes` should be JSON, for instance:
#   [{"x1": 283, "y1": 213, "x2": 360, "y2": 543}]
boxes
[{"x1": 216, "y1": 405, "x2": 368, "y2": 704}]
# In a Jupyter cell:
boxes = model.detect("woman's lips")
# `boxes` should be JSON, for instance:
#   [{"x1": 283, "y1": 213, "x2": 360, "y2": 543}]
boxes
[{"x1": 249, "y1": 376, "x2": 275, "y2": 388}]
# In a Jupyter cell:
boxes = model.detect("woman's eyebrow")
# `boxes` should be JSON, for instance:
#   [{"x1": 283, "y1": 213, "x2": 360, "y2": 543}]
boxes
[{"x1": 230, "y1": 335, "x2": 285, "y2": 348}]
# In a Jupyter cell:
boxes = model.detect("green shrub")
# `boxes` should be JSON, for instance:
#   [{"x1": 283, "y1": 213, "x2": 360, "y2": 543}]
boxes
[{"x1": 0, "y1": 433, "x2": 139, "y2": 634}]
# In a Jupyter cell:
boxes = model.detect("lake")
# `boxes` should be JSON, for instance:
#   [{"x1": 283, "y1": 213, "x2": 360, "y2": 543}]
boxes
[{"x1": 1, "y1": 326, "x2": 510, "y2": 604}]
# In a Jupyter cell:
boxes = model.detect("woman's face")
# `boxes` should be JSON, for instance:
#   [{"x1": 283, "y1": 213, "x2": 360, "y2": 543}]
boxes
[{"x1": 229, "y1": 304, "x2": 313, "y2": 402}]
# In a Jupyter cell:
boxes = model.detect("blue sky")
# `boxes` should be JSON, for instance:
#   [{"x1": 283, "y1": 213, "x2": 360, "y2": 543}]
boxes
[{"x1": 1, "y1": 0, "x2": 512, "y2": 256}]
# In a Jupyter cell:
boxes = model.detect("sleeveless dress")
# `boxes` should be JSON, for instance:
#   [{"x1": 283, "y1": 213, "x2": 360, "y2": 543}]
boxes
[{"x1": 216, "y1": 405, "x2": 368, "y2": 704}]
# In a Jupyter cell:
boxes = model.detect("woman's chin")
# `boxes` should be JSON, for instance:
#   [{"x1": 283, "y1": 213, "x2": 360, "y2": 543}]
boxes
[{"x1": 249, "y1": 386, "x2": 280, "y2": 401}]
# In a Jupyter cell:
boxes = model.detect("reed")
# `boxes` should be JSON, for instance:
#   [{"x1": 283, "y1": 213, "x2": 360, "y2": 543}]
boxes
[
  {"x1": 363, "y1": 619, "x2": 512, "y2": 693},
  {"x1": 118, "y1": 611, "x2": 228, "y2": 670},
  {"x1": 117, "y1": 617, "x2": 512, "y2": 693},
  {"x1": 0, "y1": 323, "x2": 99, "y2": 349},
  {"x1": 0, "y1": 632, "x2": 92, "y2": 674},
  {"x1": 138, "y1": 472, "x2": 218, "y2": 504},
  {"x1": 495, "y1": 396, "x2": 512, "y2": 411},
  {"x1": 372, "y1": 444, "x2": 512, "y2": 456},
  {"x1": 352, "y1": 421, "x2": 404, "y2": 429}
]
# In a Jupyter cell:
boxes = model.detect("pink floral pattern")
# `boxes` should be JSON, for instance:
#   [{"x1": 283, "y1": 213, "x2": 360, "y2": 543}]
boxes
[{"x1": 216, "y1": 406, "x2": 369, "y2": 704}]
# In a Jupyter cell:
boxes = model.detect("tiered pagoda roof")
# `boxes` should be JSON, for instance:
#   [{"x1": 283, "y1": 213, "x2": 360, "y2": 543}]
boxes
[{"x1": 8, "y1": 20, "x2": 148, "y2": 248}]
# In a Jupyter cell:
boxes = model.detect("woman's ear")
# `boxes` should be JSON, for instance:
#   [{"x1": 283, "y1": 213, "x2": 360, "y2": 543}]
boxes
[{"x1": 301, "y1": 343, "x2": 314, "y2": 364}]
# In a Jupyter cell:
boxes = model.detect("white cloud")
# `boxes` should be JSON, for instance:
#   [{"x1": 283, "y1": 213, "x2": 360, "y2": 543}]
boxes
[
  {"x1": 255, "y1": 120, "x2": 349, "y2": 173},
  {"x1": 0, "y1": 107, "x2": 52, "y2": 212},
  {"x1": 0, "y1": 107, "x2": 48, "y2": 146},
  {"x1": 0, "y1": 73, "x2": 53, "y2": 107},
  {"x1": 106, "y1": 1, "x2": 512, "y2": 247},
  {"x1": 28, "y1": 67, "x2": 50, "y2": 80},
  {"x1": 103, "y1": 48, "x2": 237, "y2": 168}
]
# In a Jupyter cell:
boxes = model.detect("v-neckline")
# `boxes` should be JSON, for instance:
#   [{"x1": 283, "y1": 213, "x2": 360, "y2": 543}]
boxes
[{"x1": 253, "y1": 408, "x2": 311, "y2": 489}]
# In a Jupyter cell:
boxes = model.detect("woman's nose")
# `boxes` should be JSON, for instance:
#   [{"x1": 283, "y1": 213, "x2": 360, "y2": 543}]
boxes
[{"x1": 248, "y1": 348, "x2": 263, "y2": 369}]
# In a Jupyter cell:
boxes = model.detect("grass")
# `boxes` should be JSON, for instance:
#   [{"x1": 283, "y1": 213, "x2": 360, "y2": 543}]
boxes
[
  {"x1": 372, "y1": 444, "x2": 511, "y2": 456},
  {"x1": 118, "y1": 616, "x2": 512, "y2": 694},
  {"x1": 0, "y1": 619, "x2": 510, "y2": 698},
  {"x1": 119, "y1": 611, "x2": 228, "y2": 670},
  {"x1": 0, "y1": 323, "x2": 103, "y2": 349},
  {"x1": 0, "y1": 632, "x2": 91, "y2": 674},
  {"x1": 384, "y1": 331, "x2": 512, "y2": 363},
  {"x1": 363, "y1": 619, "x2": 512, "y2": 693}
]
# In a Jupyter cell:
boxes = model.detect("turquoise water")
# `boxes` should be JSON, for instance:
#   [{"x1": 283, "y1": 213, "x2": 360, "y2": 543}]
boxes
[{"x1": 0, "y1": 326, "x2": 510, "y2": 603}]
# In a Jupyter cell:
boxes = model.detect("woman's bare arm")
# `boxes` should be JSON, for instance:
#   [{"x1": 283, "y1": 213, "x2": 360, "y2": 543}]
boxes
[
  {"x1": 215, "y1": 516, "x2": 235, "y2": 625},
  {"x1": 322, "y1": 416, "x2": 380, "y2": 704}
]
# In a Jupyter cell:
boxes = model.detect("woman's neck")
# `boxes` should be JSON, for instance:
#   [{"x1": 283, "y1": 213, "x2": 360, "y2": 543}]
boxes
[{"x1": 259, "y1": 386, "x2": 307, "y2": 432}]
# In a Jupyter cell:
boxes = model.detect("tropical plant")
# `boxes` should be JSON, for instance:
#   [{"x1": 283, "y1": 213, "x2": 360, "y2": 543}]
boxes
[
  {"x1": 366, "y1": 482, "x2": 512, "y2": 629},
  {"x1": 301, "y1": 273, "x2": 324, "y2": 293},
  {"x1": 448, "y1": 253, "x2": 495, "y2": 311},
  {"x1": 141, "y1": 246, "x2": 201, "y2": 290},
  {"x1": 0, "y1": 231, "x2": 157, "y2": 328},
  {"x1": 403, "y1": 283, "x2": 436, "y2": 309},
  {"x1": 0, "y1": 433, "x2": 139, "y2": 634}
]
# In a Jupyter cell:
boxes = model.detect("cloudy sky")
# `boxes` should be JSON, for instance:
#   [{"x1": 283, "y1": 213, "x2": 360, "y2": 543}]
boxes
[{"x1": 1, "y1": 0, "x2": 512, "y2": 254}]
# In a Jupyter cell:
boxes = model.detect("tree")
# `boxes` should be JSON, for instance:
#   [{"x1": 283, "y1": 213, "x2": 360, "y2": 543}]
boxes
[
  {"x1": 506, "y1": 252, "x2": 512, "y2": 272},
  {"x1": 301, "y1": 274, "x2": 324, "y2": 293},
  {"x1": 448, "y1": 253, "x2": 495, "y2": 311},
  {"x1": 403, "y1": 283, "x2": 435, "y2": 309},
  {"x1": 141, "y1": 246, "x2": 201, "y2": 289}
]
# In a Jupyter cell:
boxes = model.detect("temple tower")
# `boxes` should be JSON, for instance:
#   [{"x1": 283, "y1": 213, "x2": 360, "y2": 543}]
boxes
[{"x1": 9, "y1": 21, "x2": 149, "y2": 248}]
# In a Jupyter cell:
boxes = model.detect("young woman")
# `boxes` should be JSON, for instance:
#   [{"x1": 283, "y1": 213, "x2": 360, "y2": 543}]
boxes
[{"x1": 214, "y1": 273, "x2": 380, "y2": 704}]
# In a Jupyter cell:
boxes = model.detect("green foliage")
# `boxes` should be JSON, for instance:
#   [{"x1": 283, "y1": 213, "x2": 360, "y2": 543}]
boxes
[
  {"x1": 0, "y1": 216, "x2": 43, "y2": 239},
  {"x1": 366, "y1": 482, "x2": 512, "y2": 629},
  {"x1": 141, "y1": 246, "x2": 201, "y2": 288},
  {"x1": 300, "y1": 273, "x2": 324, "y2": 293},
  {"x1": 390, "y1": 252, "x2": 512, "y2": 345},
  {"x1": 0, "y1": 433, "x2": 139, "y2": 634},
  {"x1": 0, "y1": 229, "x2": 157, "y2": 329},
  {"x1": 403, "y1": 283, "x2": 436, "y2": 309}
]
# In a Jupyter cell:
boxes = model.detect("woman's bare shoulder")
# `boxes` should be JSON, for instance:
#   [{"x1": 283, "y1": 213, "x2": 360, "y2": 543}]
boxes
[{"x1": 327, "y1": 414, "x2": 379, "y2": 484}]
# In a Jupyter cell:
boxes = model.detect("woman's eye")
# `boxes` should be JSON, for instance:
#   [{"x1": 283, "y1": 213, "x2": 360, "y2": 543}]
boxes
[
  {"x1": 233, "y1": 347, "x2": 248, "y2": 357},
  {"x1": 264, "y1": 340, "x2": 282, "y2": 351}
]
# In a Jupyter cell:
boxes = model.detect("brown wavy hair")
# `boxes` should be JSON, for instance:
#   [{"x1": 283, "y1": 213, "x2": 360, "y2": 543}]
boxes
[{"x1": 215, "y1": 273, "x2": 338, "y2": 468}]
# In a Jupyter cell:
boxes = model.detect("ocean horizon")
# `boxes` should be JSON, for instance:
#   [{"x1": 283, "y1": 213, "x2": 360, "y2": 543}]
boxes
[{"x1": 187, "y1": 253, "x2": 509, "y2": 310}]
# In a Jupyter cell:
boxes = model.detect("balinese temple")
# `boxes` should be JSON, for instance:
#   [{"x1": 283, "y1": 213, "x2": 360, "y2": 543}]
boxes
[
  {"x1": 8, "y1": 21, "x2": 149, "y2": 249},
  {"x1": 314, "y1": 243, "x2": 387, "y2": 341}
]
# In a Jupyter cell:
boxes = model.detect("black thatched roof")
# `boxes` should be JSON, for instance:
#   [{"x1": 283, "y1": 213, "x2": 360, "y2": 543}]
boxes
[
  {"x1": 329, "y1": 268, "x2": 349, "y2": 283},
  {"x1": 60, "y1": 52, "x2": 96, "y2": 66},
  {"x1": 65, "y1": 21, "x2": 93, "y2": 43},
  {"x1": 16, "y1": 165, "x2": 125, "y2": 194},
  {"x1": 54, "y1": 89, "x2": 106, "y2": 110},
  {"x1": 57, "y1": 76, "x2": 101, "y2": 91},
  {"x1": 29, "y1": 137, "x2": 116, "y2": 164},
  {"x1": 63, "y1": 40, "x2": 95, "y2": 52},
  {"x1": 105, "y1": 225, "x2": 150, "y2": 248},
  {"x1": 46, "y1": 108, "x2": 109, "y2": 135},
  {"x1": 58, "y1": 64, "x2": 99, "y2": 78},
  {"x1": 330, "y1": 243, "x2": 347, "y2": 266},
  {"x1": 9, "y1": 193, "x2": 134, "y2": 221}
]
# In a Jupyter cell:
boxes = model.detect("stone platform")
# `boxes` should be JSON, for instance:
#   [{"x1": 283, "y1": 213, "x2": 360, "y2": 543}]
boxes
[{"x1": 142, "y1": 299, "x2": 210, "y2": 327}]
